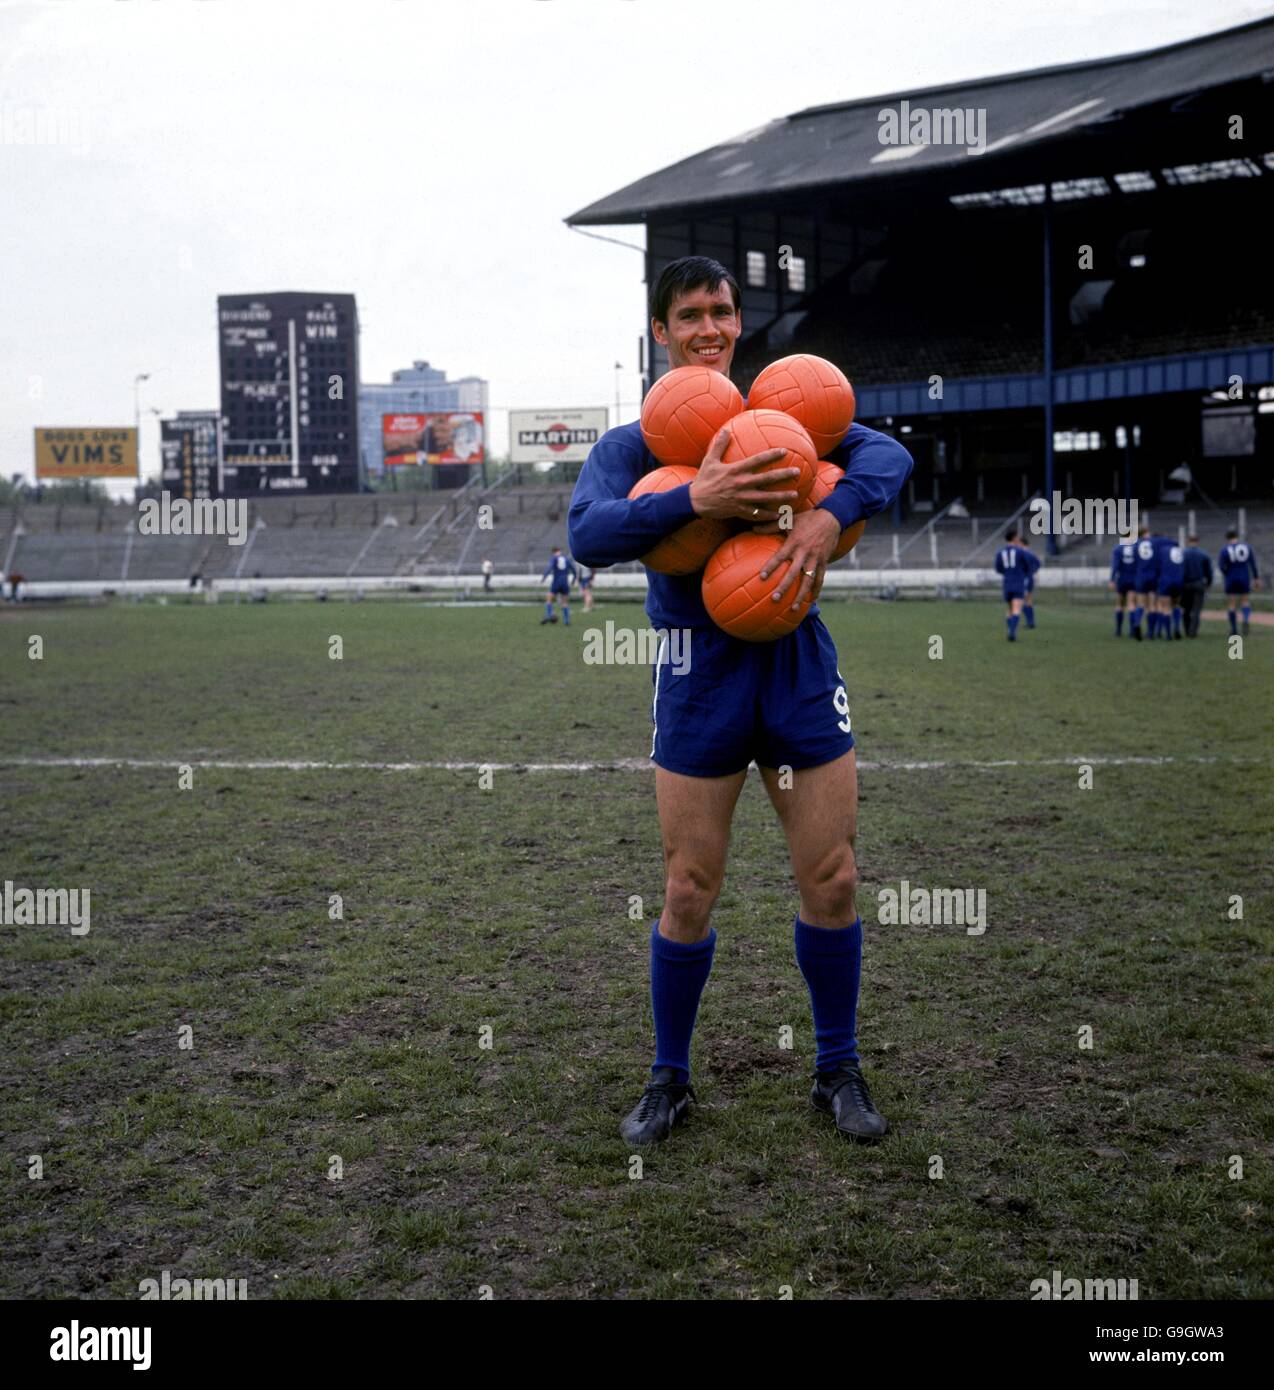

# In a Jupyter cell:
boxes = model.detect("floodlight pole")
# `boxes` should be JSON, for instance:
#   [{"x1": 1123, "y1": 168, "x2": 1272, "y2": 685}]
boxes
[
  {"x1": 1042, "y1": 184, "x2": 1058, "y2": 556},
  {"x1": 133, "y1": 372, "x2": 150, "y2": 493}
]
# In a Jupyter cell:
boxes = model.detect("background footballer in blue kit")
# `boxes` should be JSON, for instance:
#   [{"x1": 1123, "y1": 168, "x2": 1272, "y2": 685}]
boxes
[
  {"x1": 1218, "y1": 530, "x2": 1260, "y2": 636},
  {"x1": 540, "y1": 547, "x2": 577, "y2": 626},
  {"x1": 1154, "y1": 533, "x2": 1186, "y2": 640},
  {"x1": 1129, "y1": 525, "x2": 1159, "y2": 642},
  {"x1": 993, "y1": 528, "x2": 1030, "y2": 641},
  {"x1": 1109, "y1": 535, "x2": 1139, "y2": 636},
  {"x1": 1019, "y1": 538, "x2": 1041, "y2": 629}
]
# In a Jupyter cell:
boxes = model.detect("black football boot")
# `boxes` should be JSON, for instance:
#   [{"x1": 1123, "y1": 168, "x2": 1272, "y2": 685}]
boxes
[
  {"x1": 619, "y1": 1067, "x2": 695, "y2": 1145},
  {"x1": 811, "y1": 1064, "x2": 889, "y2": 1141}
]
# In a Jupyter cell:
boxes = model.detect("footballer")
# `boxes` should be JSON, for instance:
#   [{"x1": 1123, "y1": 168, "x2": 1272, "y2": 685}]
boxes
[
  {"x1": 1108, "y1": 533, "x2": 1138, "y2": 636},
  {"x1": 1218, "y1": 530, "x2": 1260, "y2": 636},
  {"x1": 994, "y1": 528, "x2": 1030, "y2": 640},
  {"x1": 568, "y1": 257, "x2": 913, "y2": 1144},
  {"x1": 540, "y1": 547, "x2": 577, "y2": 626}
]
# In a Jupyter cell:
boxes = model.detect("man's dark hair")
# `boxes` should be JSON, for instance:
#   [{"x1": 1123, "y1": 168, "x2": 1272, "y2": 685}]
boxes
[
  {"x1": 649, "y1": 256, "x2": 741, "y2": 325},
  {"x1": 1188, "y1": 534, "x2": 1199, "y2": 544},
  {"x1": 1226, "y1": 528, "x2": 1238, "y2": 540},
  {"x1": 1005, "y1": 527, "x2": 1019, "y2": 542}
]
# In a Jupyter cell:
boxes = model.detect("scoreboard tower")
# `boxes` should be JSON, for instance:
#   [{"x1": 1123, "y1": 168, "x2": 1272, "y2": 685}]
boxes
[
  {"x1": 217, "y1": 292, "x2": 361, "y2": 495},
  {"x1": 159, "y1": 412, "x2": 221, "y2": 500}
]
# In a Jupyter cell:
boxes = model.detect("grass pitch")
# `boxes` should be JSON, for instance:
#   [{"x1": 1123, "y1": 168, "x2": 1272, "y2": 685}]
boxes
[{"x1": 1, "y1": 592, "x2": 1271, "y2": 1299}]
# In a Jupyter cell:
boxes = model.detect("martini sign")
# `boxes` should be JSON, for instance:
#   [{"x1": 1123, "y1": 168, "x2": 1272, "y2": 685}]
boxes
[{"x1": 509, "y1": 408, "x2": 607, "y2": 465}]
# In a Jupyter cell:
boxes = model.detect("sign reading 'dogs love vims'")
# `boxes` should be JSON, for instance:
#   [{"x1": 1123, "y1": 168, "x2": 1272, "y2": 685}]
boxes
[
  {"x1": 509, "y1": 408, "x2": 606, "y2": 464},
  {"x1": 382, "y1": 412, "x2": 485, "y2": 465},
  {"x1": 35, "y1": 427, "x2": 138, "y2": 478}
]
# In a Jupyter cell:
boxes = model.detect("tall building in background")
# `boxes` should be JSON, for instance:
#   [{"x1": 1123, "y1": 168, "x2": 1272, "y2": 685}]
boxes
[
  {"x1": 159, "y1": 411, "x2": 221, "y2": 500},
  {"x1": 217, "y1": 292, "x2": 360, "y2": 495},
  {"x1": 360, "y1": 360, "x2": 487, "y2": 487}
]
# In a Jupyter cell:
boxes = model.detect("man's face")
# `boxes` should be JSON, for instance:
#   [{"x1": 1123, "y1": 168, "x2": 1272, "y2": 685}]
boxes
[{"x1": 652, "y1": 281, "x2": 741, "y2": 374}]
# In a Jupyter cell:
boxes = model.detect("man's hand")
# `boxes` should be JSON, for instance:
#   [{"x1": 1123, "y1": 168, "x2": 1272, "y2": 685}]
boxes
[
  {"x1": 1107, "y1": 580, "x2": 1116, "y2": 591},
  {"x1": 758, "y1": 507, "x2": 842, "y2": 610},
  {"x1": 688, "y1": 425, "x2": 801, "y2": 522}
]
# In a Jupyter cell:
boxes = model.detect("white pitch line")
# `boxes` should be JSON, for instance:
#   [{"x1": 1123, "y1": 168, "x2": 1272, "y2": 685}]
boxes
[{"x1": 0, "y1": 754, "x2": 1259, "y2": 774}]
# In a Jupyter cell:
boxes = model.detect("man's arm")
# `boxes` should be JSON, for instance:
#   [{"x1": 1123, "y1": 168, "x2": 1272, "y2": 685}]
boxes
[
  {"x1": 567, "y1": 432, "x2": 697, "y2": 568},
  {"x1": 1203, "y1": 554, "x2": 1213, "y2": 586},
  {"x1": 818, "y1": 423, "x2": 914, "y2": 532}
]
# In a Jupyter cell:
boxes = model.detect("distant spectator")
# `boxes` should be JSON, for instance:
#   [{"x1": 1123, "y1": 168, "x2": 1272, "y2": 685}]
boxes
[
  {"x1": 9, "y1": 572, "x2": 24, "y2": 602},
  {"x1": 481, "y1": 558, "x2": 494, "y2": 592}
]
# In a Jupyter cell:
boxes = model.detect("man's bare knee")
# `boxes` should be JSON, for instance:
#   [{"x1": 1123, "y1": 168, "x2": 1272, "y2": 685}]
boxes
[
  {"x1": 661, "y1": 866, "x2": 721, "y2": 941},
  {"x1": 800, "y1": 849, "x2": 859, "y2": 927}
]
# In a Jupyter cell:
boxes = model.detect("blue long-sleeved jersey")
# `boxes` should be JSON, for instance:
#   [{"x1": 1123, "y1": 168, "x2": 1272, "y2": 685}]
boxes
[
  {"x1": 994, "y1": 543, "x2": 1030, "y2": 594},
  {"x1": 1219, "y1": 541, "x2": 1259, "y2": 586},
  {"x1": 567, "y1": 418, "x2": 913, "y2": 628},
  {"x1": 1132, "y1": 536, "x2": 1159, "y2": 590},
  {"x1": 1110, "y1": 541, "x2": 1138, "y2": 585},
  {"x1": 1020, "y1": 546, "x2": 1041, "y2": 588},
  {"x1": 1182, "y1": 546, "x2": 1213, "y2": 585},
  {"x1": 1156, "y1": 537, "x2": 1185, "y2": 589},
  {"x1": 542, "y1": 553, "x2": 577, "y2": 586}
]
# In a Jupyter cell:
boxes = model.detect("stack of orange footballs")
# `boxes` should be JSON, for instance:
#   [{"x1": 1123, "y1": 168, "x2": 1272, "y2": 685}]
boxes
[{"x1": 629, "y1": 353, "x2": 863, "y2": 641}]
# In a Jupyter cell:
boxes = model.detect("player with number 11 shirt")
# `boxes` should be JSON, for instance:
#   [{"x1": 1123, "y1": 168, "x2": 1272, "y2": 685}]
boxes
[{"x1": 568, "y1": 256, "x2": 913, "y2": 1146}]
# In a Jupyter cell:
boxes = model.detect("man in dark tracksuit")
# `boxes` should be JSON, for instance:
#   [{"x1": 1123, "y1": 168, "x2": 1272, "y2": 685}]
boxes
[{"x1": 1180, "y1": 534, "x2": 1213, "y2": 638}]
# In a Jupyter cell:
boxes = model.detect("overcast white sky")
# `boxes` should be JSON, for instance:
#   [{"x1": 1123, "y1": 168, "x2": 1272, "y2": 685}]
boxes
[{"x1": 0, "y1": 0, "x2": 1262, "y2": 487}]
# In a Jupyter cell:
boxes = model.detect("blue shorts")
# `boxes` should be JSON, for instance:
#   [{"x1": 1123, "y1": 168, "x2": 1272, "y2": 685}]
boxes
[
  {"x1": 1134, "y1": 573, "x2": 1157, "y2": 594},
  {"x1": 650, "y1": 615, "x2": 855, "y2": 778},
  {"x1": 1224, "y1": 580, "x2": 1251, "y2": 596},
  {"x1": 1157, "y1": 581, "x2": 1183, "y2": 599},
  {"x1": 1024, "y1": 578, "x2": 1035, "y2": 595},
  {"x1": 549, "y1": 581, "x2": 571, "y2": 596},
  {"x1": 1116, "y1": 581, "x2": 1136, "y2": 595},
  {"x1": 1002, "y1": 584, "x2": 1027, "y2": 602}
]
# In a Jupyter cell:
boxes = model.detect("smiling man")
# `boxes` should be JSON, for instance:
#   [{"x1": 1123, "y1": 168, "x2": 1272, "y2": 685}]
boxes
[{"x1": 568, "y1": 255, "x2": 913, "y2": 1145}]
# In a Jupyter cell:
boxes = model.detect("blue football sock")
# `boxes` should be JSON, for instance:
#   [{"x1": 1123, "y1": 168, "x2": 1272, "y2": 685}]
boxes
[
  {"x1": 1024, "y1": 603, "x2": 1035, "y2": 628},
  {"x1": 1115, "y1": 610, "x2": 1124, "y2": 635},
  {"x1": 1242, "y1": 604, "x2": 1251, "y2": 626},
  {"x1": 1007, "y1": 613, "x2": 1020, "y2": 639},
  {"x1": 650, "y1": 922, "x2": 715, "y2": 1084},
  {"x1": 1132, "y1": 605, "x2": 1144, "y2": 633},
  {"x1": 1228, "y1": 610, "x2": 1238, "y2": 634},
  {"x1": 1173, "y1": 606, "x2": 1182, "y2": 635},
  {"x1": 544, "y1": 600, "x2": 554, "y2": 619},
  {"x1": 562, "y1": 604, "x2": 570, "y2": 626},
  {"x1": 795, "y1": 915, "x2": 862, "y2": 1073}
]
